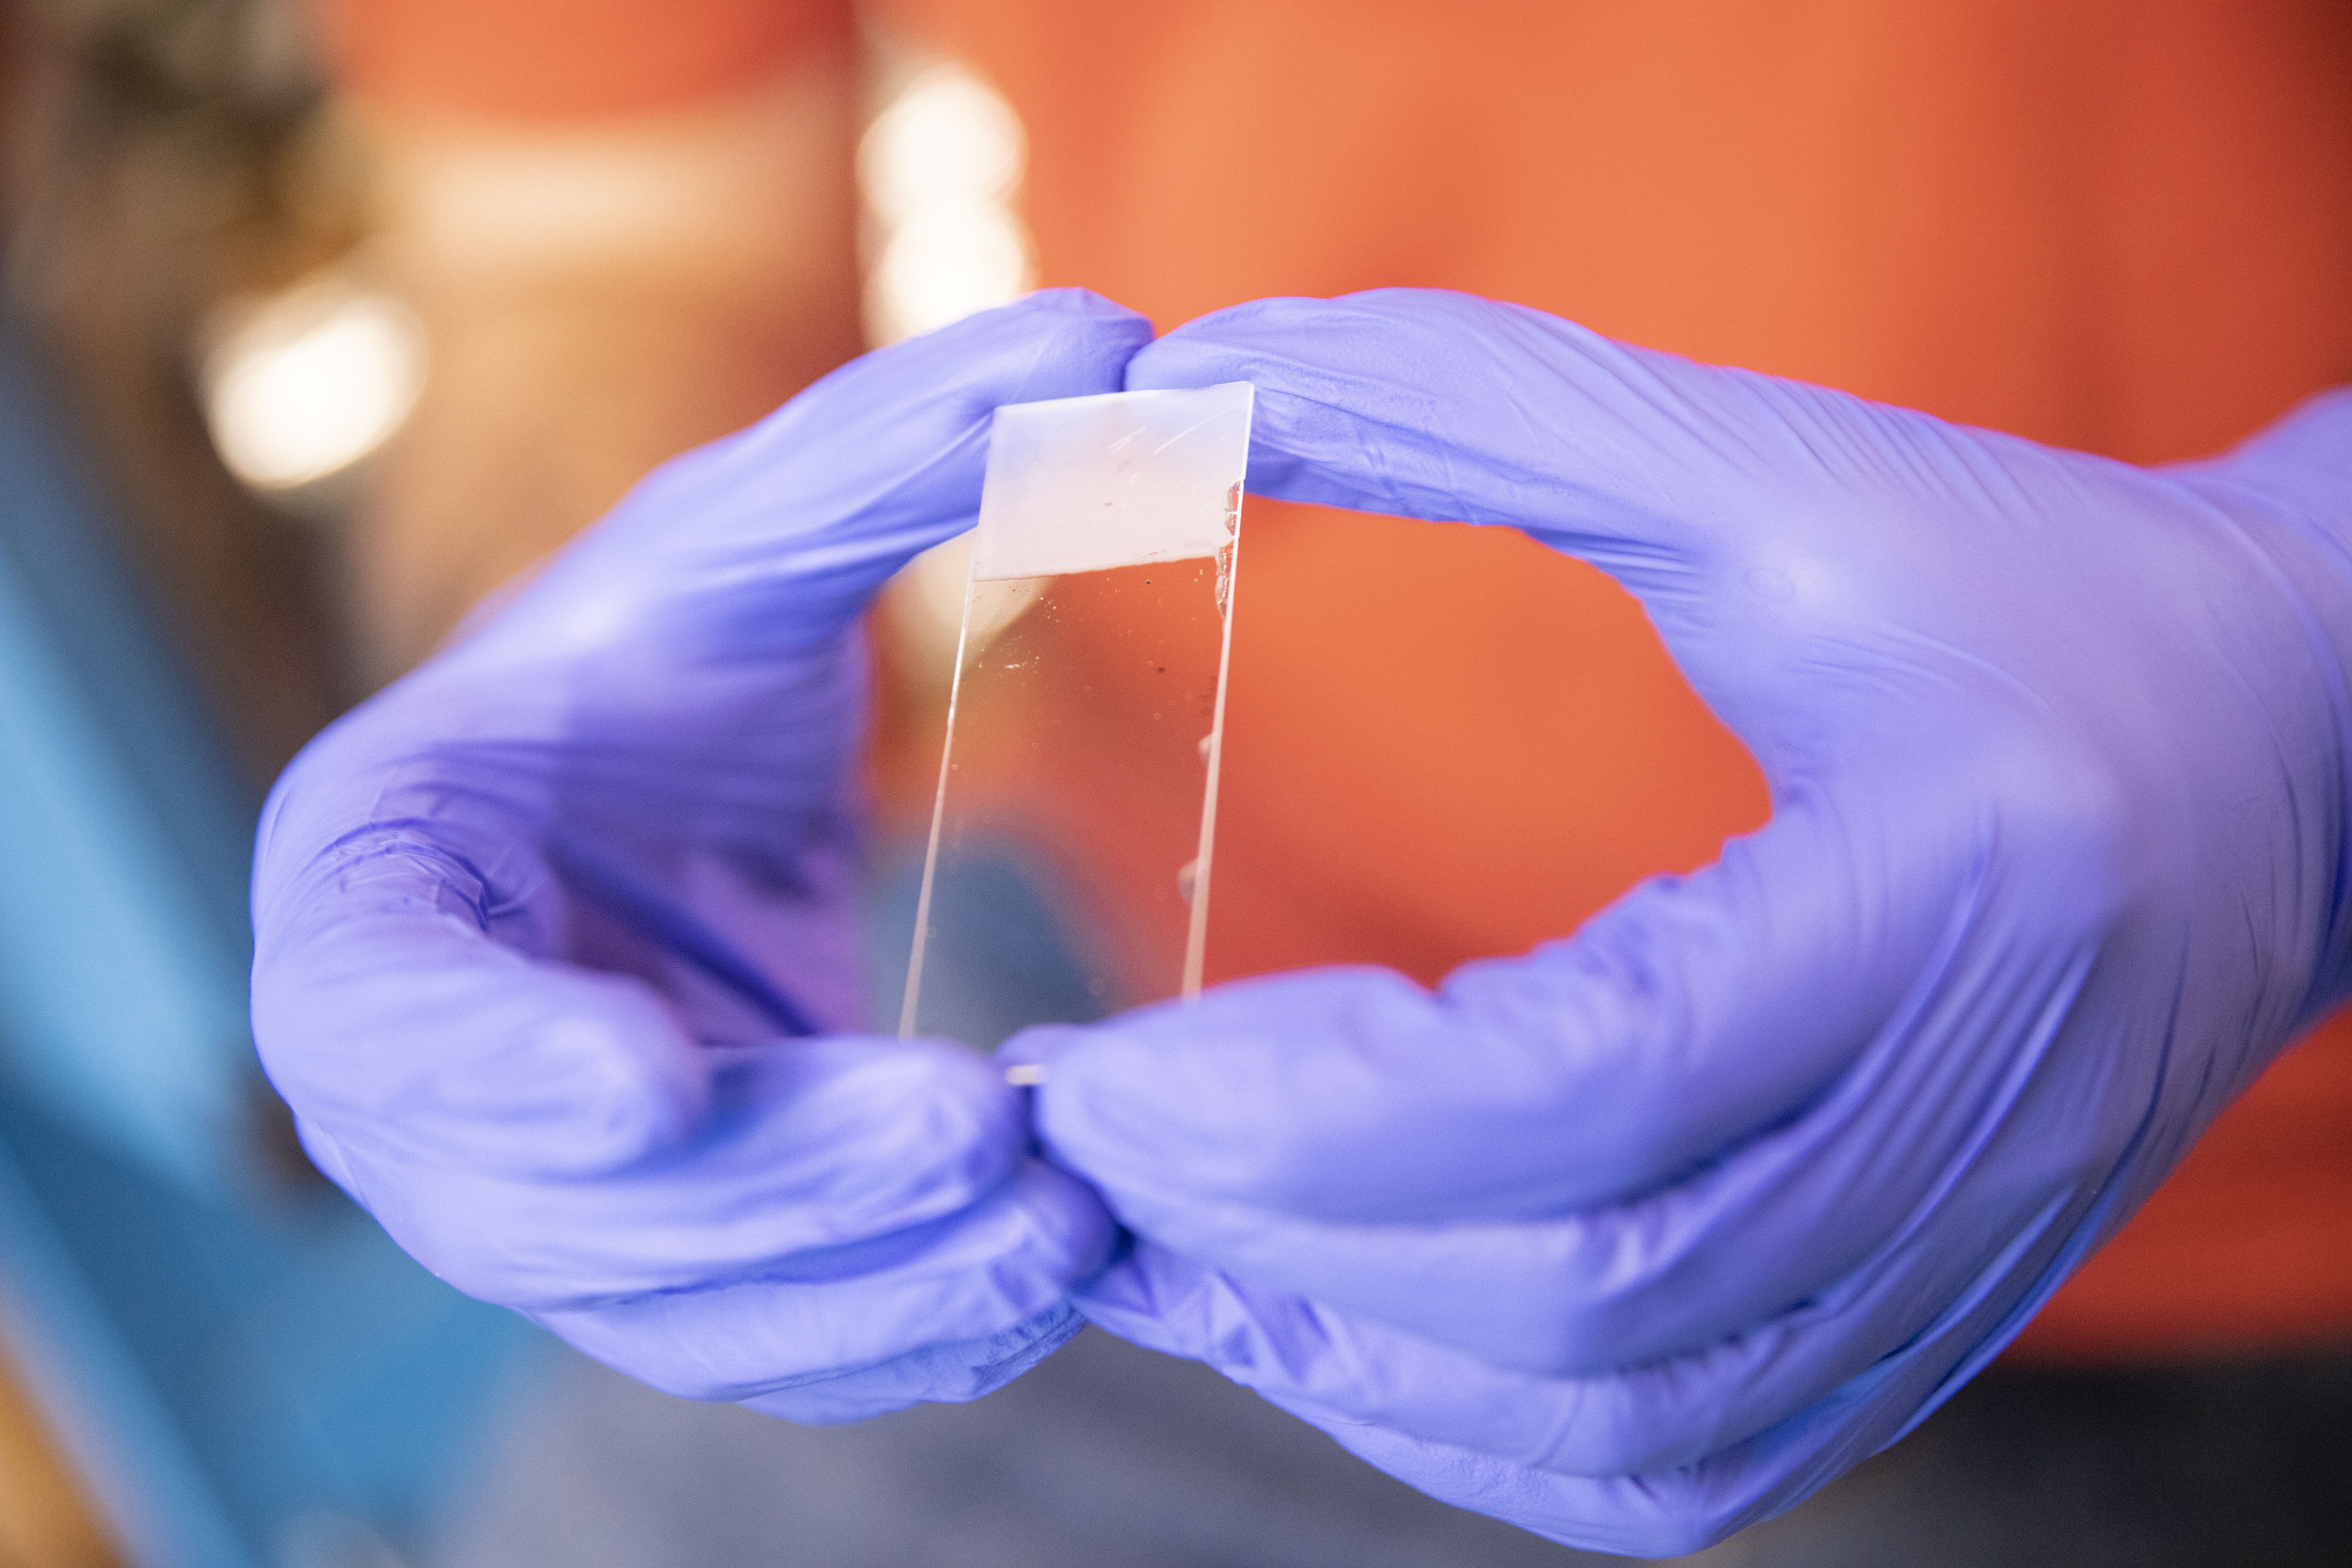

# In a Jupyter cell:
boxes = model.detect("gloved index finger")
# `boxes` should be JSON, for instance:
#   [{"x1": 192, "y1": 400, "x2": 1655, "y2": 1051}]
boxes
[
  {"x1": 458, "y1": 288, "x2": 1157, "y2": 667},
  {"x1": 1121, "y1": 288, "x2": 1919, "y2": 590}
]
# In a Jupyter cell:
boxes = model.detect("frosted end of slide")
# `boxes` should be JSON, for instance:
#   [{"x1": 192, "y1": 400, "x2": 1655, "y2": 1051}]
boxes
[{"x1": 973, "y1": 382, "x2": 1255, "y2": 582}]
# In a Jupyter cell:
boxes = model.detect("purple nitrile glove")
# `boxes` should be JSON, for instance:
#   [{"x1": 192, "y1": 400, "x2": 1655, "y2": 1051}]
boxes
[
  {"x1": 251, "y1": 292, "x2": 1150, "y2": 1422},
  {"x1": 1006, "y1": 289, "x2": 2352, "y2": 1554}
]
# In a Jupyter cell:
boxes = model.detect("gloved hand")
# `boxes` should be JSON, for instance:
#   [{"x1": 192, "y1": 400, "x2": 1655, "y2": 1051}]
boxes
[
  {"x1": 251, "y1": 291, "x2": 1151, "y2": 1422},
  {"x1": 1008, "y1": 290, "x2": 2352, "y2": 1554}
]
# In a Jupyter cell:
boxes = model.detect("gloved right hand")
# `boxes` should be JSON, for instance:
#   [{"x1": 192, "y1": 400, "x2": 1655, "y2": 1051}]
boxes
[
  {"x1": 250, "y1": 292, "x2": 1150, "y2": 1422},
  {"x1": 1009, "y1": 291, "x2": 2352, "y2": 1553}
]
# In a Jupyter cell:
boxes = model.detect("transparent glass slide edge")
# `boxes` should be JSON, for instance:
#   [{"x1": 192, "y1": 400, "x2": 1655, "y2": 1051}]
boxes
[{"x1": 899, "y1": 382, "x2": 1255, "y2": 1038}]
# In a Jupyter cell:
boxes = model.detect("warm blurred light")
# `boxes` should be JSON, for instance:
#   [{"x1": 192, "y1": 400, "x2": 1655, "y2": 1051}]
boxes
[
  {"x1": 202, "y1": 276, "x2": 425, "y2": 492},
  {"x1": 870, "y1": 205, "x2": 1035, "y2": 342},
  {"x1": 864, "y1": 61, "x2": 1041, "y2": 668},
  {"x1": 859, "y1": 62, "x2": 1035, "y2": 344},
  {"x1": 859, "y1": 64, "x2": 1024, "y2": 227}
]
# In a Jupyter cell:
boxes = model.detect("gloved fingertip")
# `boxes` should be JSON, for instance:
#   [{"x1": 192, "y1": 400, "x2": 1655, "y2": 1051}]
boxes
[
  {"x1": 1002, "y1": 1156, "x2": 1122, "y2": 1284},
  {"x1": 463, "y1": 983, "x2": 714, "y2": 1177},
  {"x1": 1127, "y1": 293, "x2": 1444, "y2": 390},
  {"x1": 559, "y1": 1031, "x2": 709, "y2": 1168},
  {"x1": 1016, "y1": 1036, "x2": 1151, "y2": 1174},
  {"x1": 1122, "y1": 303, "x2": 1298, "y2": 390},
  {"x1": 713, "y1": 1035, "x2": 1043, "y2": 1231},
  {"x1": 926, "y1": 287, "x2": 1153, "y2": 368},
  {"x1": 786, "y1": 1034, "x2": 1010, "y2": 1133},
  {"x1": 1014, "y1": 285, "x2": 1152, "y2": 327},
  {"x1": 1018, "y1": 968, "x2": 1436, "y2": 1206}
]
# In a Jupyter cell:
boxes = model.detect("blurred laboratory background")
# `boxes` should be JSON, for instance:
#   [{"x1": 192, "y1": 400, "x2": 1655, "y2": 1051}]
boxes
[
  {"x1": 8, "y1": 1, "x2": 2352, "y2": 1564},
  {"x1": 0, "y1": 2, "x2": 1043, "y2": 1563}
]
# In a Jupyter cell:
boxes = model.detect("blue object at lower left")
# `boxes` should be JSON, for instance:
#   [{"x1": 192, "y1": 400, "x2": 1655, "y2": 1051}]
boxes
[{"x1": 0, "y1": 319, "x2": 539, "y2": 1568}]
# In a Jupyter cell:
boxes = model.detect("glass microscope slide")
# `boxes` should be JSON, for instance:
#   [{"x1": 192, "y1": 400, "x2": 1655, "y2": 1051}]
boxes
[{"x1": 898, "y1": 381, "x2": 1254, "y2": 1041}]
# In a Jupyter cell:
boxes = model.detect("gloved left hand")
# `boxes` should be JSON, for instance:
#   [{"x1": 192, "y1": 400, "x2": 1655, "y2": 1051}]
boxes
[
  {"x1": 1007, "y1": 289, "x2": 2352, "y2": 1554},
  {"x1": 250, "y1": 292, "x2": 1150, "y2": 1422}
]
